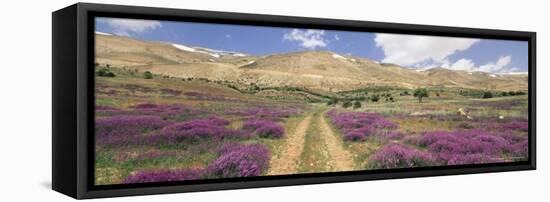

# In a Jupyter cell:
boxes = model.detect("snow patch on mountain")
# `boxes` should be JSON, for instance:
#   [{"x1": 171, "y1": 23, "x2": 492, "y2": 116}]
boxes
[
  {"x1": 172, "y1": 44, "x2": 197, "y2": 52},
  {"x1": 172, "y1": 43, "x2": 247, "y2": 58},
  {"x1": 194, "y1": 47, "x2": 246, "y2": 58},
  {"x1": 497, "y1": 72, "x2": 528, "y2": 75},
  {"x1": 332, "y1": 54, "x2": 346, "y2": 60},
  {"x1": 95, "y1": 31, "x2": 112, "y2": 36},
  {"x1": 172, "y1": 44, "x2": 220, "y2": 58}
]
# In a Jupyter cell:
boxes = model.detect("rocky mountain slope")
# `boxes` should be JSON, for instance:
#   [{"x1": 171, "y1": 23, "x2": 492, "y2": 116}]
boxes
[{"x1": 95, "y1": 33, "x2": 528, "y2": 91}]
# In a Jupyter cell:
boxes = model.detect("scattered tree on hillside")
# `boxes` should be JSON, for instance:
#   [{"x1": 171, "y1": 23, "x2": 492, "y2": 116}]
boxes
[
  {"x1": 353, "y1": 101, "x2": 362, "y2": 109},
  {"x1": 144, "y1": 71, "x2": 153, "y2": 79},
  {"x1": 482, "y1": 91, "x2": 493, "y2": 99},
  {"x1": 327, "y1": 98, "x2": 339, "y2": 106},
  {"x1": 96, "y1": 67, "x2": 115, "y2": 77},
  {"x1": 413, "y1": 88, "x2": 429, "y2": 103},
  {"x1": 370, "y1": 94, "x2": 380, "y2": 102},
  {"x1": 342, "y1": 101, "x2": 352, "y2": 108},
  {"x1": 515, "y1": 91, "x2": 526, "y2": 95}
]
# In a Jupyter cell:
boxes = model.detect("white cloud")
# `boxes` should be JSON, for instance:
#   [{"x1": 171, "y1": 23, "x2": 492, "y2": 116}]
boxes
[
  {"x1": 225, "y1": 34, "x2": 232, "y2": 39},
  {"x1": 374, "y1": 33, "x2": 479, "y2": 67},
  {"x1": 99, "y1": 18, "x2": 161, "y2": 36},
  {"x1": 283, "y1": 29, "x2": 327, "y2": 49},
  {"x1": 439, "y1": 55, "x2": 514, "y2": 73},
  {"x1": 441, "y1": 58, "x2": 476, "y2": 71},
  {"x1": 479, "y1": 56, "x2": 512, "y2": 72},
  {"x1": 334, "y1": 34, "x2": 340, "y2": 41}
]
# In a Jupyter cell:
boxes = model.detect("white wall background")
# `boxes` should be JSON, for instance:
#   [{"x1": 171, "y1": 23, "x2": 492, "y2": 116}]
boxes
[{"x1": 0, "y1": 0, "x2": 547, "y2": 201}]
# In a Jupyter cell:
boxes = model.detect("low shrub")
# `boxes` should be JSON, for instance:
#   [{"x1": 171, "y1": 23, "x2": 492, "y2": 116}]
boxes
[
  {"x1": 122, "y1": 169, "x2": 202, "y2": 184},
  {"x1": 369, "y1": 143, "x2": 435, "y2": 169},
  {"x1": 206, "y1": 144, "x2": 270, "y2": 178}
]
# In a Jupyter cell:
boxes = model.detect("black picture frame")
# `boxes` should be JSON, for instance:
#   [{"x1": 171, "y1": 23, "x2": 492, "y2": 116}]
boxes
[{"x1": 52, "y1": 2, "x2": 536, "y2": 199}]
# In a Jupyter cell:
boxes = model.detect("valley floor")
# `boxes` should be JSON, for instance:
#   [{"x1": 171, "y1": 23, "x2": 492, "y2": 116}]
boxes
[
  {"x1": 269, "y1": 107, "x2": 355, "y2": 175},
  {"x1": 93, "y1": 70, "x2": 529, "y2": 185}
]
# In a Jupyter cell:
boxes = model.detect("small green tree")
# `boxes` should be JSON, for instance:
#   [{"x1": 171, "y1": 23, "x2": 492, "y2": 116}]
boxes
[
  {"x1": 482, "y1": 91, "x2": 493, "y2": 99},
  {"x1": 370, "y1": 94, "x2": 380, "y2": 102},
  {"x1": 516, "y1": 91, "x2": 526, "y2": 95},
  {"x1": 413, "y1": 88, "x2": 429, "y2": 103},
  {"x1": 353, "y1": 101, "x2": 362, "y2": 109},
  {"x1": 342, "y1": 101, "x2": 352, "y2": 108},
  {"x1": 327, "y1": 98, "x2": 339, "y2": 106},
  {"x1": 96, "y1": 68, "x2": 115, "y2": 77},
  {"x1": 144, "y1": 71, "x2": 153, "y2": 79}
]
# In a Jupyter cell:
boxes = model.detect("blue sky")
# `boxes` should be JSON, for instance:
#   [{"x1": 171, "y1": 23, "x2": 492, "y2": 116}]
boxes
[{"x1": 96, "y1": 17, "x2": 528, "y2": 73}]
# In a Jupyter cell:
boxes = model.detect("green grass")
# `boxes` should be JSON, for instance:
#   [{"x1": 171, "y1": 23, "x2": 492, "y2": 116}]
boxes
[
  {"x1": 95, "y1": 144, "x2": 219, "y2": 185},
  {"x1": 298, "y1": 109, "x2": 331, "y2": 173},
  {"x1": 94, "y1": 65, "x2": 529, "y2": 183}
]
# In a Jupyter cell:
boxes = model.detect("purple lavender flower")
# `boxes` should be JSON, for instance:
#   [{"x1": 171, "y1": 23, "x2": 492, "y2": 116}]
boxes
[
  {"x1": 205, "y1": 116, "x2": 231, "y2": 126},
  {"x1": 131, "y1": 103, "x2": 203, "y2": 119},
  {"x1": 242, "y1": 119, "x2": 284, "y2": 138},
  {"x1": 132, "y1": 103, "x2": 158, "y2": 109},
  {"x1": 255, "y1": 125, "x2": 284, "y2": 138},
  {"x1": 369, "y1": 143, "x2": 436, "y2": 169},
  {"x1": 408, "y1": 129, "x2": 527, "y2": 165},
  {"x1": 122, "y1": 168, "x2": 202, "y2": 184},
  {"x1": 95, "y1": 105, "x2": 121, "y2": 112},
  {"x1": 381, "y1": 131, "x2": 405, "y2": 140},
  {"x1": 95, "y1": 115, "x2": 170, "y2": 146},
  {"x1": 501, "y1": 132, "x2": 528, "y2": 143},
  {"x1": 505, "y1": 140, "x2": 528, "y2": 160},
  {"x1": 114, "y1": 150, "x2": 177, "y2": 162},
  {"x1": 501, "y1": 120, "x2": 529, "y2": 132},
  {"x1": 206, "y1": 144, "x2": 270, "y2": 178},
  {"x1": 160, "y1": 88, "x2": 182, "y2": 96},
  {"x1": 440, "y1": 153, "x2": 501, "y2": 165},
  {"x1": 343, "y1": 130, "x2": 367, "y2": 141},
  {"x1": 327, "y1": 110, "x2": 399, "y2": 142},
  {"x1": 154, "y1": 116, "x2": 243, "y2": 144}
]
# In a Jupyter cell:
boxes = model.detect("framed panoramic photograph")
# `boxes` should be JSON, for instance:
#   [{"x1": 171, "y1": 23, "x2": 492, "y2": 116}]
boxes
[{"x1": 52, "y1": 3, "x2": 536, "y2": 199}]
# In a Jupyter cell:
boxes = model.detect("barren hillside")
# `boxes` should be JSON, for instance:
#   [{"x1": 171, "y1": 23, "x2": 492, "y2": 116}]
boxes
[{"x1": 95, "y1": 33, "x2": 528, "y2": 91}]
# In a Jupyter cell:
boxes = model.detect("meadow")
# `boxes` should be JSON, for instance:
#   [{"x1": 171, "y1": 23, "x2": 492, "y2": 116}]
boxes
[{"x1": 94, "y1": 66, "x2": 528, "y2": 185}]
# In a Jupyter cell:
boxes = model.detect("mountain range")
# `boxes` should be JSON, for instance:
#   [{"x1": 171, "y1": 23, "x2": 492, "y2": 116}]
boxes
[{"x1": 95, "y1": 32, "x2": 528, "y2": 91}]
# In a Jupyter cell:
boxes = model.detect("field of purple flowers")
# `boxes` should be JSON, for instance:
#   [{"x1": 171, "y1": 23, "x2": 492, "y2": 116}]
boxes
[
  {"x1": 94, "y1": 102, "x2": 303, "y2": 185},
  {"x1": 326, "y1": 109, "x2": 528, "y2": 169},
  {"x1": 94, "y1": 69, "x2": 529, "y2": 185}
]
